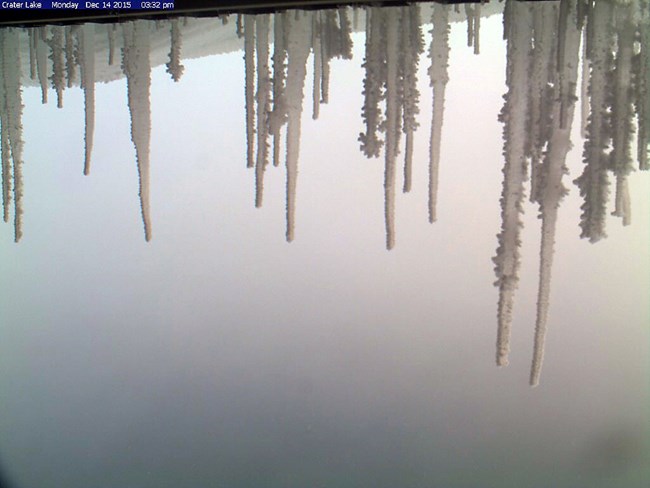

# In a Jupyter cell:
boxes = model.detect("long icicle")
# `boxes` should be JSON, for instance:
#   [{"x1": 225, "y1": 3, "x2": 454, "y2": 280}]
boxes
[
  {"x1": 122, "y1": 21, "x2": 152, "y2": 242},
  {"x1": 36, "y1": 26, "x2": 49, "y2": 104},
  {"x1": 0, "y1": 29, "x2": 25, "y2": 242},
  {"x1": 312, "y1": 12, "x2": 322, "y2": 120},
  {"x1": 79, "y1": 24, "x2": 95, "y2": 176},
  {"x1": 384, "y1": 9, "x2": 400, "y2": 250},
  {"x1": 1, "y1": 112, "x2": 10, "y2": 223},
  {"x1": 49, "y1": 26, "x2": 65, "y2": 109},
  {"x1": 269, "y1": 12, "x2": 287, "y2": 168},
  {"x1": 428, "y1": 3, "x2": 450, "y2": 223},
  {"x1": 284, "y1": 11, "x2": 310, "y2": 242},
  {"x1": 255, "y1": 14, "x2": 271, "y2": 208},
  {"x1": 530, "y1": 0, "x2": 580, "y2": 387},
  {"x1": 494, "y1": 0, "x2": 533, "y2": 367},
  {"x1": 244, "y1": 15, "x2": 256, "y2": 169}
]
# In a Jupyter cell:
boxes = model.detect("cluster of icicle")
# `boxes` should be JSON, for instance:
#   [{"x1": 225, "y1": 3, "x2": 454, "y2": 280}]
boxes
[
  {"x1": 358, "y1": 5, "x2": 425, "y2": 250},
  {"x1": 239, "y1": 8, "x2": 353, "y2": 242},
  {"x1": 493, "y1": 0, "x2": 649, "y2": 386},
  {"x1": 575, "y1": 0, "x2": 650, "y2": 242},
  {"x1": 241, "y1": 3, "x2": 459, "y2": 249},
  {"x1": 0, "y1": 29, "x2": 24, "y2": 243},
  {"x1": 0, "y1": 19, "x2": 188, "y2": 242},
  {"x1": 2, "y1": 1, "x2": 649, "y2": 386}
]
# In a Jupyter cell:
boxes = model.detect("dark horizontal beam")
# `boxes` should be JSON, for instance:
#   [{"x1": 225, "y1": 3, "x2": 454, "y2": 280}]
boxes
[{"x1": 0, "y1": 0, "x2": 494, "y2": 26}]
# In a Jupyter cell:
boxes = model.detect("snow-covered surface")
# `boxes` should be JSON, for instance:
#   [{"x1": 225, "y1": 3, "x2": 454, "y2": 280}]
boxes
[{"x1": 12, "y1": 2, "x2": 504, "y2": 87}]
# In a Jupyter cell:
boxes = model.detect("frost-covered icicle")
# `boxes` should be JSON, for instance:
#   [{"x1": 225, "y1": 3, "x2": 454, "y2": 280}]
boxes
[
  {"x1": 580, "y1": 26, "x2": 590, "y2": 138},
  {"x1": 65, "y1": 26, "x2": 76, "y2": 88},
  {"x1": 36, "y1": 26, "x2": 49, "y2": 104},
  {"x1": 528, "y1": 2, "x2": 557, "y2": 204},
  {"x1": 318, "y1": 8, "x2": 353, "y2": 107},
  {"x1": 1, "y1": 116, "x2": 10, "y2": 223},
  {"x1": 0, "y1": 30, "x2": 25, "y2": 242},
  {"x1": 78, "y1": 24, "x2": 95, "y2": 176},
  {"x1": 312, "y1": 13, "x2": 322, "y2": 120},
  {"x1": 358, "y1": 7, "x2": 386, "y2": 159},
  {"x1": 48, "y1": 26, "x2": 65, "y2": 108},
  {"x1": 473, "y1": 5, "x2": 481, "y2": 55},
  {"x1": 464, "y1": 3, "x2": 481, "y2": 55},
  {"x1": 284, "y1": 12, "x2": 311, "y2": 242},
  {"x1": 28, "y1": 29, "x2": 36, "y2": 80},
  {"x1": 400, "y1": 4, "x2": 423, "y2": 193},
  {"x1": 428, "y1": 3, "x2": 450, "y2": 223},
  {"x1": 529, "y1": 0, "x2": 580, "y2": 387},
  {"x1": 384, "y1": 9, "x2": 400, "y2": 250},
  {"x1": 494, "y1": 0, "x2": 533, "y2": 367},
  {"x1": 107, "y1": 24, "x2": 116, "y2": 66},
  {"x1": 269, "y1": 12, "x2": 288, "y2": 168},
  {"x1": 320, "y1": 12, "x2": 332, "y2": 105},
  {"x1": 609, "y1": 6, "x2": 635, "y2": 192},
  {"x1": 637, "y1": 16, "x2": 649, "y2": 170},
  {"x1": 244, "y1": 15, "x2": 256, "y2": 169},
  {"x1": 122, "y1": 21, "x2": 153, "y2": 242},
  {"x1": 337, "y1": 7, "x2": 353, "y2": 60},
  {"x1": 255, "y1": 15, "x2": 271, "y2": 208},
  {"x1": 236, "y1": 14, "x2": 244, "y2": 38},
  {"x1": 465, "y1": 4, "x2": 474, "y2": 49},
  {"x1": 556, "y1": 0, "x2": 569, "y2": 128},
  {"x1": 166, "y1": 18, "x2": 184, "y2": 82},
  {"x1": 574, "y1": 0, "x2": 614, "y2": 243}
]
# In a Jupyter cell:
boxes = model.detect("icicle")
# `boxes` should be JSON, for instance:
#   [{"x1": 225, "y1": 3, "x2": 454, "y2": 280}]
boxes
[
  {"x1": 78, "y1": 24, "x2": 95, "y2": 176},
  {"x1": 637, "y1": 16, "x2": 649, "y2": 170},
  {"x1": 609, "y1": 7, "x2": 635, "y2": 183},
  {"x1": 465, "y1": 4, "x2": 474, "y2": 49},
  {"x1": 400, "y1": 5, "x2": 423, "y2": 194},
  {"x1": 244, "y1": 15, "x2": 255, "y2": 169},
  {"x1": 401, "y1": 9, "x2": 413, "y2": 193},
  {"x1": 166, "y1": 18, "x2": 184, "y2": 82},
  {"x1": 530, "y1": 210, "x2": 557, "y2": 386},
  {"x1": 428, "y1": 4, "x2": 450, "y2": 223},
  {"x1": 528, "y1": 2, "x2": 558, "y2": 205},
  {"x1": 1, "y1": 114, "x2": 10, "y2": 223},
  {"x1": 107, "y1": 24, "x2": 116, "y2": 66},
  {"x1": 49, "y1": 26, "x2": 65, "y2": 108},
  {"x1": 637, "y1": 11, "x2": 650, "y2": 170},
  {"x1": 473, "y1": 5, "x2": 481, "y2": 55},
  {"x1": 236, "y1": 14, "x2": 244, "y2": 38},
  {"x1": 529, "y1": 0, "x2": 581, "y2": 387},
  {"x1": 320, "y1": 21, "x2": 330, "y2": 105},
  {"x1": 284, "y1": 12, "x2": 311, "y2": 243},
  {"x1": 337, "y1": 7, "x2": 353, "y2": 60},
  {"x1": 122, "y1": 21, "x2": 153, "y2": 242},
  {"x1": 580, "y1": 26, "x2": 590, "y2": 139},
  {"x1": 28, "y1": 29, "x2": 36, "y2": 80},
  {"x1": 269, "y1": 12, "x2": 288, "y2": 168},
  {"x1": 494, "y1": 0, "x2": 533, "y2": 367},
  {"x1": 312, "y1": 12, "x2": 322, "y2": 120},
  {"x1": 574, "y1": 0, "x2": 615, "y2": 243},
  {"x1": 36, "y1": 26, "x2": 49, "y2": 104},
  {"x1": 0, "y1": 29, "x2": 25, "y2": 242},
  {"x1": 358, "y1": 7, "x2": 386, "y2": 159},
  {"x1": 255, "y1": 15, "x2": 271, "y2": 208},
  {"x1": 65, "y1": 26, "x2": 76, "y2": 88},
  {"x1": 384, "y1": 9, "x2": 400, "y2": 250}
]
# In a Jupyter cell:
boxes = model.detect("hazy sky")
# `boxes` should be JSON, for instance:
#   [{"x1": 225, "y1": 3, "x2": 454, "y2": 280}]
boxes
[{"x1": 0, "y1": 4, "x2": 649, "y2": 488}]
